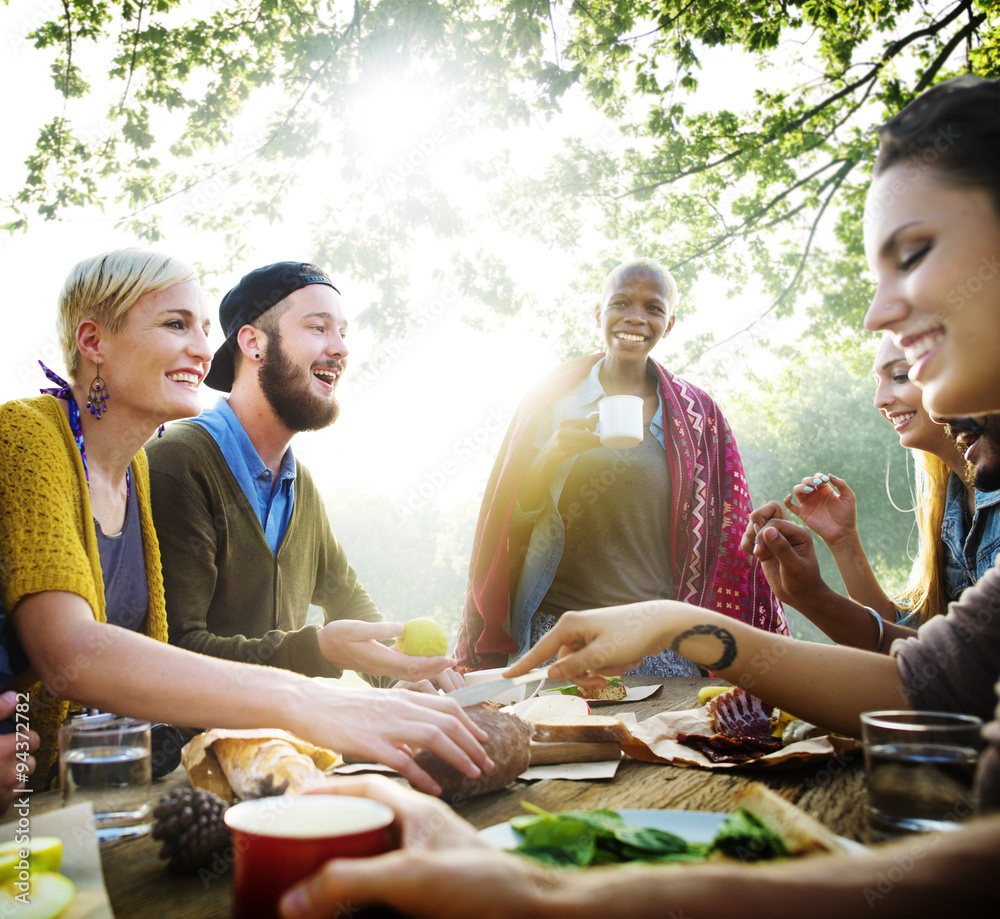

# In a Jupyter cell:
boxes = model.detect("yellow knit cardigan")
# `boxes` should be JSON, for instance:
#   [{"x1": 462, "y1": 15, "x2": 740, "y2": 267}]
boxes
[{"x1": 1, "y1": 396, "x2": 168, "y2": 791}]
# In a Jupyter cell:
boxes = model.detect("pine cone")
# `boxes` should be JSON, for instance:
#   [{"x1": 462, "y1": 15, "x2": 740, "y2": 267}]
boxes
[{"x1": 152, "y1": 787, "x2": 231, "y2": 872}]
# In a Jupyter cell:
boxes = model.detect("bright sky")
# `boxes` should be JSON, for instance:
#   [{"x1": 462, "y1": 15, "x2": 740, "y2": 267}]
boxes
[{"x1": 0, "y1": 1, "x2": 812, "y2": 512}]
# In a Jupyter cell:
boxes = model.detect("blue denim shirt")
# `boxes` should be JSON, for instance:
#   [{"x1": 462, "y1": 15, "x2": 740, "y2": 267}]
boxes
[
  {"x1": 191, "y1": 399, "x2": 296, "y2": 554},
  {"x1": 509, "y1": 359, "x2": 665, "y2": 658},
  {"x1": 941, "y1": 473, "x2": 1000, "y2": 599}
]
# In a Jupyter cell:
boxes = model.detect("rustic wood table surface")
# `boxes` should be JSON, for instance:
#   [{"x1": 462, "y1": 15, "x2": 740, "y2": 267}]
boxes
[{"x1": 92, "y1": 677, "x2": 868, "y2": 917}]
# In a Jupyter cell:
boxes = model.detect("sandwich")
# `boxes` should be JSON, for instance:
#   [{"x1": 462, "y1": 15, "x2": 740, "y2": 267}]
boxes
[{"x1": 552, "y1": 675, "x2": 627, "y2": 702}]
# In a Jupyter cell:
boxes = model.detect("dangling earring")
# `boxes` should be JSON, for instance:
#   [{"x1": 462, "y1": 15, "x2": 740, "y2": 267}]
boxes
[
  {"x1": 157, "y1": 424, "x2": 166, "y2": 438},
  {"x1": 87, "y1": 365, "x2": 110, "y2": 418}
]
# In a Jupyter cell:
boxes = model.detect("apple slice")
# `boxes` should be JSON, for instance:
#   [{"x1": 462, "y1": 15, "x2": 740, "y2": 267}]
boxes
[
  {"x1": 0, "y1": 837, "x2": 63, "y2": 882},
  {"x1": 0, "y1": 871, "x2": 75, "y2": 919}
]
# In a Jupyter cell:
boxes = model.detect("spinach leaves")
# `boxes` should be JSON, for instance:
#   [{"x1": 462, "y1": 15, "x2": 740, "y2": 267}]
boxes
[{"x1": 508, "y1": 802, "x2": 786, "y2": 868}]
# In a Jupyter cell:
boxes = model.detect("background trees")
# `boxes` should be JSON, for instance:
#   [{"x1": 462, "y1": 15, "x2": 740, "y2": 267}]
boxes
[{"x1": 4, "y1": 0, "x2": 991, "y2": 636}]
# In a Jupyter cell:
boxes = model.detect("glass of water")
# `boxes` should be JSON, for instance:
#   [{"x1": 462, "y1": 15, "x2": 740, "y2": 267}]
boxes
[
  {"x1": 861, "y1": 710, "x2": 983, "y2": 842},
  {"x1": 58, "y1": 714, "x2": 152, "y2": 843}
]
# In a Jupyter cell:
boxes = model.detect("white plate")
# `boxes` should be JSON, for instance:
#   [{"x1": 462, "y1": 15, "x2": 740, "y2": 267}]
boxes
[{"x1": 479, "y1": 808, "x2": 866, "y2": 854}]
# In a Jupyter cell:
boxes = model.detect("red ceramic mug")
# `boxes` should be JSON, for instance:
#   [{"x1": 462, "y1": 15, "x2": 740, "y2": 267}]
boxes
[{"x1": 224, "y1": 794, "x2": 395, "y2": 919}]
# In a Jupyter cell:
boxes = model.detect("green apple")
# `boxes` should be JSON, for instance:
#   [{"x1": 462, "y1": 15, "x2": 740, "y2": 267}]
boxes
[
  {"x1": 397, "y1": 617, "x2": 449, "y2": 657},
  {"x1": 0, "y1": 837, "x2": 63, "y2": 882},
  {"x1": 0, "y1": 871, "x2": 75, "y2": 919}
]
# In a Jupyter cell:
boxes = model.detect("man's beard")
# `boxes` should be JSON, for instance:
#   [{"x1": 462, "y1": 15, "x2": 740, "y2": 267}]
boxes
[
  {"x1": 259, "y1": 332, "x2": 339, "y2": 432},
  {"x1": 947, "y1": 416, "x2": 1000, "y2": 492}
]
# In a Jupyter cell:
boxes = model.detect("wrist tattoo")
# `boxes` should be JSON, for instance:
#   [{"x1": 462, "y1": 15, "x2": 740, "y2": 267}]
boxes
[{"x1": 671, "y1": 624, "x2": 738, "y2": 670}]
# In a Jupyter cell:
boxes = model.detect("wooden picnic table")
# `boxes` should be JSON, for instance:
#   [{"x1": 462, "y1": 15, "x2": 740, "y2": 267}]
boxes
[{"x1": 99, "y1": 676, "x2": 867, "y2": 917}]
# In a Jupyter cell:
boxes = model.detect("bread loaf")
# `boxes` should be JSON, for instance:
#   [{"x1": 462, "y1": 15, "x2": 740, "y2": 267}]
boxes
[{"x1": 413, "y1": 705, "x2": 530, "y2": 804}]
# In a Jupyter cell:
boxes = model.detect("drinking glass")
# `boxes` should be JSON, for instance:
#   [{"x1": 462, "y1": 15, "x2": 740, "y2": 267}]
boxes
[
  {"x1": 861, "y1": 709, "x2": 983, "y2": 841},
  {"x1": 58, "y1": 714, "x2": 152, "y2": 843}
]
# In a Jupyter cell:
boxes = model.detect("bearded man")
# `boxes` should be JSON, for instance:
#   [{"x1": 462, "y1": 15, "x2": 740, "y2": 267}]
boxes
[{"x1": 147, "y1": 262, "x2": 459, "y2": 689}]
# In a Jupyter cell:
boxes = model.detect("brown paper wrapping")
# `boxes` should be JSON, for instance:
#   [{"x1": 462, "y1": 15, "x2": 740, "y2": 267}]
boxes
[
  {"x1": 181, "y1": 728, "x2": 342, "y2": 801},
  {"x1": 620, "y1": 707, "x2": 861, "y2": 769}
]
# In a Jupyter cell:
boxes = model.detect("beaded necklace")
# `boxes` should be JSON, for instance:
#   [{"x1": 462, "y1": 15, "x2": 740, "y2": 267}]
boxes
[{"x1": 39, "y1": 361, "x2": 131, "y2": 501}]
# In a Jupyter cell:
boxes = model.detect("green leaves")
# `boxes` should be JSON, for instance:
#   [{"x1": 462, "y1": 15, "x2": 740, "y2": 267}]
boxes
[
  {"x1": 507, "y1": 803, "x2": 785, "y2": 868},
  {"x1": 3, "y1": 0, "x2": 997, "y2": 355}
]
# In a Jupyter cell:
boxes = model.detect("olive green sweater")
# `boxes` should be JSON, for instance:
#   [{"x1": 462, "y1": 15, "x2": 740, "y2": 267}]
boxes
[{"x1": 147, "y1": 421, "x2": 386, "y2": 683}]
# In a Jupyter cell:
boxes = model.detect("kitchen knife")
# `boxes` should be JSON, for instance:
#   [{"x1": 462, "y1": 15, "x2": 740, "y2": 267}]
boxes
[{"x1": 446, "y1": 667, "x2": 570, "y2": 706}]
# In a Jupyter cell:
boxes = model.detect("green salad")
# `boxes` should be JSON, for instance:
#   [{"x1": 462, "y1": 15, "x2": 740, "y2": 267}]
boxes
[{"x1": 508, "y1": 803, "x2": 787, "y2": 868}]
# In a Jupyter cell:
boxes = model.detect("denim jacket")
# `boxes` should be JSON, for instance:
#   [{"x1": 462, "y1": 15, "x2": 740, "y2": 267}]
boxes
[
  {"x1": 508, "y1": 359, "x2": 665, "y2": 657},
  {"x1": 942, "y1": 473, "x2": 1000, "y2": 600}
]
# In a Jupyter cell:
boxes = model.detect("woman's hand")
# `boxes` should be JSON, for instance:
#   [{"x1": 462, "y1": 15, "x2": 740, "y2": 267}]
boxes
[
  {"x1": 784, "y1": 473, "x2": 858, "y2": 548},
  {"x1": 505, "y1": 602, "x2": 670, "y2": 683}
]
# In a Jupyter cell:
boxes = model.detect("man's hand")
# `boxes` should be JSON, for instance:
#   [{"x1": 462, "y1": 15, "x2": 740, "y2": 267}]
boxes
[
  {"x1": 395, "y1": 668, "x2": 467, "y2": 694},
  {"x1": 740, "y1": 501, "x2": 790, "y2": 556},
  {"x1": 1, "y1": 691, "x2": 39, "y2": 812},
  {"x1": 301, "y1": 775, "x2": 485, "y2": 849},
  {"x1": 750, "y1": 518, "x2": 829, "y2": 611},
  {"x1": 538, "y1": 416, "x2": 602, "y2": 467},
  {"x1": 316, "y1": 620, "x2": 456, "y2": 682},
  {"x1": 284, "y1": 777, "x2": 552, "y2": 919}
]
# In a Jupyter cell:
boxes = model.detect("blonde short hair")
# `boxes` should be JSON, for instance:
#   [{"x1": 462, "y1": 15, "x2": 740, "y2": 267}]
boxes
[
  {"x1": 58, "y1": 249, "x2": 197, "y2": 382},
  {"x1": 600, "y1": 257, "x2": 678, "y2": 315}
]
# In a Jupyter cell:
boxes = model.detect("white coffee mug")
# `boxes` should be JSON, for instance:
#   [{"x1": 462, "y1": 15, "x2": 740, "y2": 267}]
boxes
[{"x1": 594, "y1": 395, "x2": 644, "y2": 449}]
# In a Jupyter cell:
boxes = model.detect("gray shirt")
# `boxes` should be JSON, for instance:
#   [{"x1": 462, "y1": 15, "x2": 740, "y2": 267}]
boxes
[
  {"x1": 538, "y1": 426, "x2": 675, "y2": 614},
  {"x1": 95, "y1": 483, "x2": 148, "y2": 632}
]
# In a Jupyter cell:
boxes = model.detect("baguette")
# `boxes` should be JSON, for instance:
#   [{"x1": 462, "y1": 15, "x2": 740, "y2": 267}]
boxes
[{"x1": 531, "y1": 715, "x2": 632, "y2": 744}]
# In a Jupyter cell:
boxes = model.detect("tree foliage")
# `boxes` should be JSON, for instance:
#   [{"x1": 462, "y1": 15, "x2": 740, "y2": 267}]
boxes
[{"x1": 4, "y1": 1, "x2": 997, "y2": 359}]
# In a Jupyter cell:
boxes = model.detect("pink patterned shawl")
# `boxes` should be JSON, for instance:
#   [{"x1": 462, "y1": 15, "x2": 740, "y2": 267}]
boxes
[{"x1": 456, "y1": 354, "x2": 787, "y2": 669}]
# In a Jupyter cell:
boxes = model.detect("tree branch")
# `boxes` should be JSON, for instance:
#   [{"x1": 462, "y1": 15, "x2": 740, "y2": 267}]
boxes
[
  {"x1": 914, "y1": 12, "x2": 985, "y2": 92},
  {"x1": 610, "y1": 0, "x2": 976, "y2": 197},
  {"x1": 117, "y1": 11, "x2": 362, "y2": 222},
  {"x1": 675, "y1": 158, "x2": 857, "y2": 373},
  {"x1": 101, "y1": 1, "x2": 146, "y2": 159}
]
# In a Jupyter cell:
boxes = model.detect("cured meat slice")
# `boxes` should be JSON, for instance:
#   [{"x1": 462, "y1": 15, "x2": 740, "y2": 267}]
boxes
[
  {"x1": 706, "y1": 688, "x2": 777, "y2": 745},
  {"x1": 675, "y1": 688, "x2": 782, "y2": 764},
  {"x1": 676, "y1": 731, "x2": 780, "y2": 764}
]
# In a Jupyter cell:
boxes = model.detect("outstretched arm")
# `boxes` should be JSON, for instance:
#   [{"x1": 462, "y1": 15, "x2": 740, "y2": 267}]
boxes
[
  {"x1": 279, "y1": 777, "x2": 999, "y2": 919},
  {"x1": 13, "y1": 592, "x2": 491, "y2": 796},
  {"x1": 506, "y1": 598, "x2": 903, "y2": 737}
]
